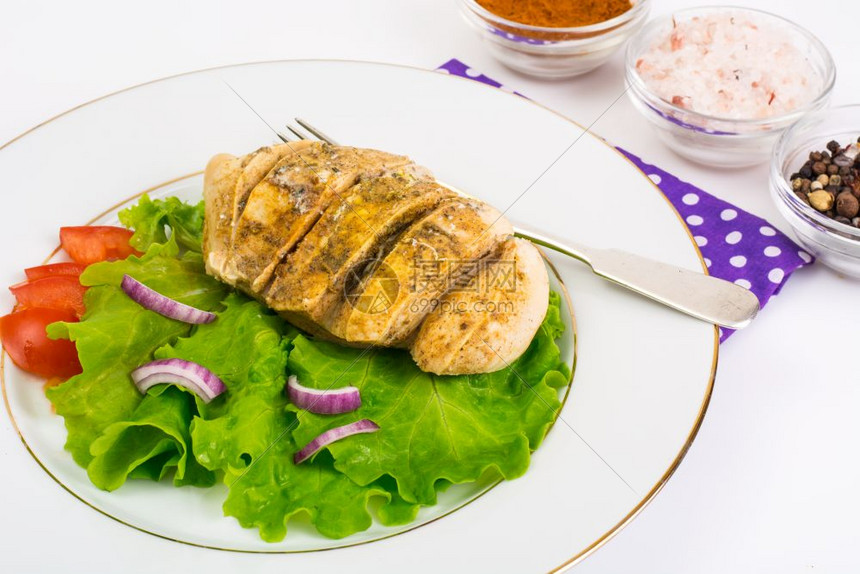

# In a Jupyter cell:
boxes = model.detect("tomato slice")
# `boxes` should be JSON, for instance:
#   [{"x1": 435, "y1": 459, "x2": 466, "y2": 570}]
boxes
[
  {"x1": 24, "y1": 262, "x2": 87, "y2": 281},
  {"x1": 59, "y1": 226, "x2": 140, "y2": 264},
  {"x1": 9, "y1": 275, "x2": 87, "y2": 317},
  {"x1": 0, "y1": 308, "x2": 81, "y2": 379}
]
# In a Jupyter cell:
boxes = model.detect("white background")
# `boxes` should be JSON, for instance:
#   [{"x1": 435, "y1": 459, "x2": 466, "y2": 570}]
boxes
[{"x1": 1, "y1": 0, "x2": 858, "y2": 572}]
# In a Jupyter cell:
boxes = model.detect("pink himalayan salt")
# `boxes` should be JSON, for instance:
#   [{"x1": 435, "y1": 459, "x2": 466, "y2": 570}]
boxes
[{"x1": 636, "y1": 12, "x2": 822, "y2": 120}]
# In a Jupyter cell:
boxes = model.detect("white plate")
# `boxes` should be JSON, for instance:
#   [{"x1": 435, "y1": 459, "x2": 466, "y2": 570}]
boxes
[{"x1": 0, "y1": 60, "x2": 716, "y2": 572}]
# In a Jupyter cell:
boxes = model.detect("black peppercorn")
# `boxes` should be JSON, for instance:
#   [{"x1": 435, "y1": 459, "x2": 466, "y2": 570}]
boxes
[
  {"x1": 836, "y1": 191, "x2": 860, "y2": 218},
  {"x1": 790, "y1": 137, "x2": 860, "y2": 226}
]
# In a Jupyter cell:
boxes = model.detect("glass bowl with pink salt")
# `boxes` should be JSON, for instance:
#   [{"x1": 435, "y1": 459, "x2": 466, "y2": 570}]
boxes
[{"x1": 625, "y1": 6, "x2": 835, "y2": 168}]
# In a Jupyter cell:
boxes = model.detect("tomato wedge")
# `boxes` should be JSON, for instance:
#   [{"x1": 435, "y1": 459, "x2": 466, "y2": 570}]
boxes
[
  {"x1": 9, "y1": 275, "x2": 87, "y2": 317},
  {"x1": 59, "y1": 226, "x2": 140, "y2": 264},
  {"x1": 24, "y1": 262, "x2": 87, "y2": 281},
  {"x1": 0, "y1": 308, "x2": 81, "y2": 379}
]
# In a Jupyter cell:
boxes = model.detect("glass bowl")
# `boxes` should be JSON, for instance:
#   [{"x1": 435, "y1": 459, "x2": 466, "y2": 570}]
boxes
[
  {"x1": 625, "y1": 6, "x2": 835, "y2": 168},
  {"x1": 458, "y1": 0, "x2": 650, "y2": 79},
  {"x1": 771, "y1": 105, "x2": 860, "y2": 278}
]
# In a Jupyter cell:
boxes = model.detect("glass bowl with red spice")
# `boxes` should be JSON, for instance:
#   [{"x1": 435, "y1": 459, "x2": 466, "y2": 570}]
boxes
[
  {"x1": 458, "y1": 0, "x2": 650, "y2": 78},
  {"x1": 625, "y1": 6, "x2": 835, "y2": 168}
]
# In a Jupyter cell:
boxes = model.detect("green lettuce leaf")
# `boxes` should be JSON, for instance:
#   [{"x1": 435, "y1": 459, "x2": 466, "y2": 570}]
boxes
[
  {"x1": 155, "y1": 294, "x2": 407, "y2": 540},
  {"x1": 44, "y1": 190, "x2": 572, "y2": 542},
  {"x1": 45, "y1": 242, "x2": 227, "y2": 469},
  {"x1": 289, "y1": 292, "x2": 569, "y2": 506},
  {"x1": 118, "y1": 194, "x2": 206, "y2": 252},
  {"x1": 87, "y1": 386, "x2": 215, "y2": 490}
]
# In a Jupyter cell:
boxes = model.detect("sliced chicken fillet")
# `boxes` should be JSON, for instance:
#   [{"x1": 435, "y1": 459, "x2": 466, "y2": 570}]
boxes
[
  {"x1": 227, "y1": 142, "x2": 429, "y2": 291},
  {"x1": 201, "y1": 144, "x2": 554, "y2": 375},
  {"x1": 409, "y1": 238, "x2": 549, "y2": 375},
  {"x1": 265, "y1": 176, "x2": 455, "y2": 333},
  {"x1": 330, "y1": 197, "x2": 512, "y2": 347},
  {"x1": 231, "y1": 141, "x2": 315, "y2": 230},
  {"x1": 203, "y1": 143, "x2": 314, "y2": 278},
  {"x1": 202, "y1": 153, "x2": 242, "y2": 277}
]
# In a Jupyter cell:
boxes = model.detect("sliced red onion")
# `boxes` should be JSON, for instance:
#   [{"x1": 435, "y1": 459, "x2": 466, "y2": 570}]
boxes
[
  {"x1": 131, "y1": 358, "x2": 226, "y2": 403},
  {"x1": 121, "y1": 274, "x2": 216, "y2": 324},
  {"x1": 286, "y1": 375, "x2": 361, "y2": 414},
  {"x1": 293, "y1": 419, "x2": 379, "y2": 465}
]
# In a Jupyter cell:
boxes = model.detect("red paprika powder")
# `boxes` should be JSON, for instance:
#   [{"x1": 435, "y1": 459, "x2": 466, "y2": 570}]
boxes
[{"x1": 476, "y1": 0, "x2": 633, "y2": 28}]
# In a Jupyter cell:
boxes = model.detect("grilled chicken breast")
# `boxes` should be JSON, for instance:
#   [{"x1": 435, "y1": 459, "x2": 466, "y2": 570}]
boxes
[
  {"x1": 409, "y1": 237, "x2": 549, "y2": 375},
  {"x1": 202, "y1": 144, "x2": 550, "y2": 374},
  {"x1": 329, "y1": 197, "x2": 512, "y2": 347},
  {"x1": 228, "y1": 142, "x2": 430, "y2": 291},
  {"x1": 265, "y1": 175, "x2": 455, "y2": 333}
]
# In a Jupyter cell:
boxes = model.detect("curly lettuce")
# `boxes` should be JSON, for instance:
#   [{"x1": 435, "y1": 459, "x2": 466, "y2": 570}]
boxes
[
  {"x1": 46, "y1": 238, "x2": 227, "y2": 478},
  {"x1": 155, "y1": 294, "x2": 416, "y2": 540},
  {"x1": 119, "y1": 194, "x2": 206, "y2": 252},
  {"x1": 44, "y1": 195, "x2": 572, "y2": 542},
  {"x1": 289, "y1": 292, "x2": 570, "y2": 506}
]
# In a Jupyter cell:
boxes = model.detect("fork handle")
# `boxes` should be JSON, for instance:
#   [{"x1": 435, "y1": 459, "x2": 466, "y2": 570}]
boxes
[{"x1": 516, "y1": 228, "x2": 760, "y2": 330}]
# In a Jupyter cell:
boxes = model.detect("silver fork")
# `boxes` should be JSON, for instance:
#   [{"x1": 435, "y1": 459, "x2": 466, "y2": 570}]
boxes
[{"x1": 281, "y1": 118, "x2": 760, "y2": 330}]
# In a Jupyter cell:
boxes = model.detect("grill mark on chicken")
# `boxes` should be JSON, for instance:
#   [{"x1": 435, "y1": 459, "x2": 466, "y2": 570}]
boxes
[
  {"x1": 264, "y1": 176, "x2": 455, "y2": 333},
  {"x1": 409, "y1": 237, "x2": 548, "y2": 375}
]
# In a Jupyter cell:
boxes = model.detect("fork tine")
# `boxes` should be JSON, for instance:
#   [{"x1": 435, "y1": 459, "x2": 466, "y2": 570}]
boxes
[
  {"x1": 295, "y1": 118, "x2": 340, "y2": 145},
  {"x1": 277, "y1": 130, "x2": 298, "y2": 143},
  {"x1": 285, "y1": 122, "x2": 311, "y2": 141}
]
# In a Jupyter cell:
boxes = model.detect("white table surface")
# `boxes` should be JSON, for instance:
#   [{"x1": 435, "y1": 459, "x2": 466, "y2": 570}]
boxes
[{"x1": 1, "y1": 0, "x2": 858, "y2": 572}]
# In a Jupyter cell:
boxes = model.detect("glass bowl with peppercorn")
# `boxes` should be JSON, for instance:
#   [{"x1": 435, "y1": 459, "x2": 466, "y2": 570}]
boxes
[
  {"x1": 771, "y1": 105, "x2": 860, "y2": 278},
  {"x1": 458, "y1": 0, "x2": 650, "y2": 79},
  {"x1": 626, "y1": 7, "x2": 835, "y2": 168}
]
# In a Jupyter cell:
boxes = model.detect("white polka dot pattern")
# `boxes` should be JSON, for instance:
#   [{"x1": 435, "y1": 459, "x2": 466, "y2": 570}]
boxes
[{"x1": 768, "y1": 268, "x2": 785, "y2": 283}]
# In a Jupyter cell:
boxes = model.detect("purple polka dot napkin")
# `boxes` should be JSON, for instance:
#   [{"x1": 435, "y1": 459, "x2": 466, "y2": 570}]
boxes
[{"x1": 437, "y1": 58, "x2": 812, "y2": 342}]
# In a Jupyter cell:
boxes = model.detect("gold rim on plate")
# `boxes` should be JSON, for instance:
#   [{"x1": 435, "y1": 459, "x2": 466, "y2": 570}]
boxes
[{"x1": 0, "y1": 59, "x2": 717, "y2": 571}]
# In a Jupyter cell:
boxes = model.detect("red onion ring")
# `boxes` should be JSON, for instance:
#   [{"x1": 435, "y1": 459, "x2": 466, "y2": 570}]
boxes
[
  {"x1": 121, "y1": 274, "x2": 216, "y2": 324},
  {"x1": 293, "y1": 419, "x2": 379, "y2": 465},
  {"x1": 131, "y1": 358, "x2": 226, "y2": 403},
  {"x1": 286, "y1": 375, "x2": 361, "y2": 414}
]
